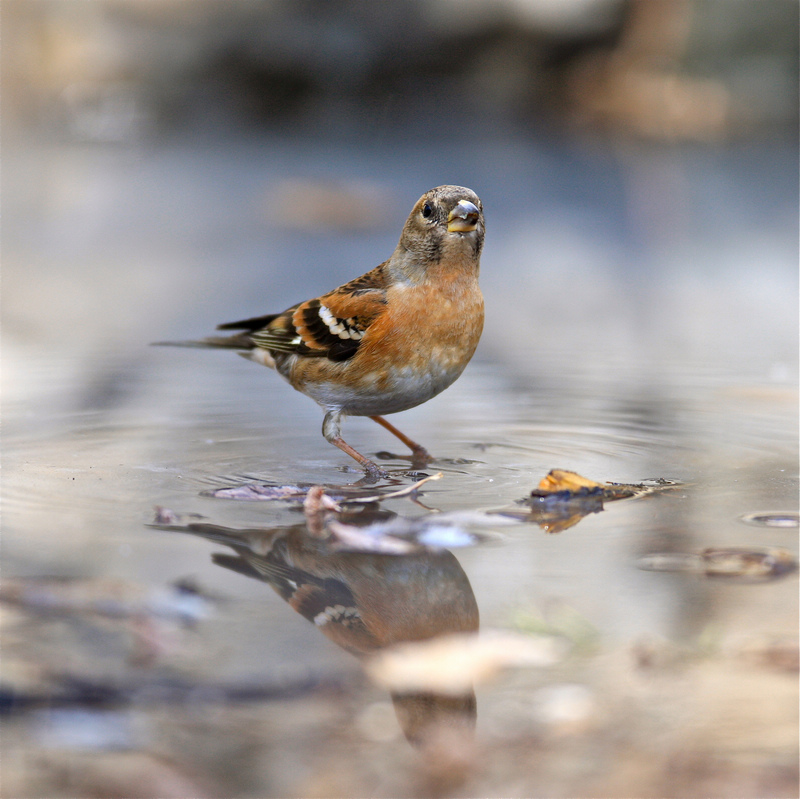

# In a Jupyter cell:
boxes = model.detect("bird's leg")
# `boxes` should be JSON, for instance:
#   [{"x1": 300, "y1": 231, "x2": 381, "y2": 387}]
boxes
[
  {"x1": 323, "y1": 410, "x2": 387, "y2": 480},
  {"x1": 369, "y1": 415, "x2": 433, "y2": 465}
]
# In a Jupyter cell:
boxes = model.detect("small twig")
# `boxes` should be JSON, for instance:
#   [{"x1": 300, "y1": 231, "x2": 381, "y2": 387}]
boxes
[
  {"x1": 303, "y1": 486, "x2": 342, "y2": 536},
  {"x1": 341, "y1": 472, "x2": 443, "y2": 504}
]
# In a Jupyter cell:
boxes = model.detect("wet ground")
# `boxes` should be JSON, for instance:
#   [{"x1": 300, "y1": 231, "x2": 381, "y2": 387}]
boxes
[{"x1": 3, "y1": 132, "x2": 798, "y2": 797}]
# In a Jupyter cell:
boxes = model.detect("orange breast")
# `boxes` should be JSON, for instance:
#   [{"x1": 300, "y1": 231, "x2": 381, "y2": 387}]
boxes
[{"x1": 287, "y1": 270, "x2": 483, "y2": 417}]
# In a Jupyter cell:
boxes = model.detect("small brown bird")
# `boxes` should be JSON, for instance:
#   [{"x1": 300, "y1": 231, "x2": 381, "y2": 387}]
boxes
[{"x1": 168, "y1": 185, "x2": 485, "y2": 479}]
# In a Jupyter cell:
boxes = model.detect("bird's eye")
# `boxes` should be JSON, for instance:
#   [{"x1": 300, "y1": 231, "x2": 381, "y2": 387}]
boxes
[{"x1": 421, "y1": 203, "x2": 433, "y2": 218}]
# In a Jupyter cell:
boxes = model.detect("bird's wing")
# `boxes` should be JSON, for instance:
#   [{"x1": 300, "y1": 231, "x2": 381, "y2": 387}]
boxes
[{"x1": 246, "y1": 263, "x2": 390, "y2": 362}]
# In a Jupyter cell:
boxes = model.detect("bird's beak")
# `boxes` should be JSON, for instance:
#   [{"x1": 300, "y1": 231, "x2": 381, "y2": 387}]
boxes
[{"x1": 447, "y1": 200, "x2": 480, "y2": 232}]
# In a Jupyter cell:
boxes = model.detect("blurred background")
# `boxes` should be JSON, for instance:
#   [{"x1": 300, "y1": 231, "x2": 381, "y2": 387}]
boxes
[
  {"x1": 4, "y1": 0, "x2": 798, "y2": 139},
  {"x1": 4, "y1": 0, "x2": 798, "y2": 390},
  {"x1": 2, "y1": 2, "x2": 798, "y2": 798}
]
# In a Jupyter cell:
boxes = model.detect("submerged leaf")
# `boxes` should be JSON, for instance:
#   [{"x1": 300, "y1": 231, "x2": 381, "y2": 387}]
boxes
[
  {"x1": 202, "y1": 472, "x2": 442, "y2": 504},
  {"x1": 365, "y1": 631, "x2": 565, "y2": 695},
  {"x1": 637, "y1": 547, "x2": 797, "y2": 581},
  {"x1": 739, "y1": 511, "x2": 799, "y2": 529},
  {"x1": 204, "y1": 483, "x2": 310, "y2": 501},
  {"x1": 701, "y1": 547, "x2": 797, "y2": 580}
]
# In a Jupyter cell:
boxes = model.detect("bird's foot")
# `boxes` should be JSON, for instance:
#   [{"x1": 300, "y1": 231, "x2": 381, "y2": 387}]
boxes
[
  {"x1": 375, "y1": 448, "x2": 435, "y2": 471},
  {"x1": 409, "y1": 444, "x2": 433, "y2": 468},
  {"x1": 362, "y1": 460, "x2": 391, "y2": 483}
]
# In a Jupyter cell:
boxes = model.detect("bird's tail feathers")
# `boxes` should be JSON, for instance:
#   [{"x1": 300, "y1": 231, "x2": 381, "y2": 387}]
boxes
[{"x1": 151, "y1": 332, "x2": 255, "y2": 350}]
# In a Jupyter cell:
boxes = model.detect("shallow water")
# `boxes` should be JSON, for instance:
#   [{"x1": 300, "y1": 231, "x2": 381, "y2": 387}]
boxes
[{"x1": 3, "y1": 134, "x2": 798, "y2": 797}]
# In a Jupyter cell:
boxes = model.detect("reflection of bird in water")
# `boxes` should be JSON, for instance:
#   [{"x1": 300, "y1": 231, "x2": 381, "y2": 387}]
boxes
[
  {"x1": 156, "y1": 185, "x2": 485, "y2": 479},
  {"x1": 158, "y1": 507, "x2": 479, "y2": 747}
]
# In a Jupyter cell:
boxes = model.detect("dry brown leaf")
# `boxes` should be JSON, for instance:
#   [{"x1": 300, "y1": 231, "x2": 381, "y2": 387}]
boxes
[{"x1": 536, "y1": 469, "x2": 604, "y2": 493}]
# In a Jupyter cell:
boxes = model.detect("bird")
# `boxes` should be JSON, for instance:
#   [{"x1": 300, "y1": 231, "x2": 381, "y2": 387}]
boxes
[{"x1": 162, "y1": 185, "x2": 485, "y2": 479}]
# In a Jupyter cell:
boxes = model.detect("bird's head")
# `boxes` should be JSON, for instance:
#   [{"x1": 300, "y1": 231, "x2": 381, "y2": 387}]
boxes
[{"x1": 395, "y1": 185, "x2": 485, "y2": 278}]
